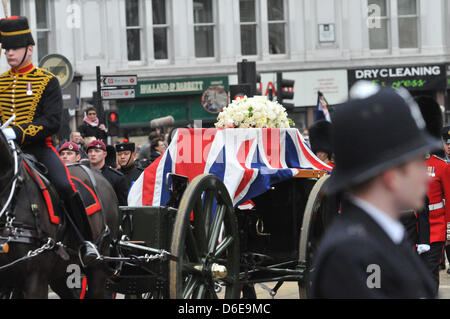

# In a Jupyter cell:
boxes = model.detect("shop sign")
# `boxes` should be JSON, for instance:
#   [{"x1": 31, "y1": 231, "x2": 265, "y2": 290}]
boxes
[
  {"x1": 137, "y1": 76, "x2": 228, "y2": 97},
  {"x1": 348, "y1": 64, "x2": 446, "y2": 91}
]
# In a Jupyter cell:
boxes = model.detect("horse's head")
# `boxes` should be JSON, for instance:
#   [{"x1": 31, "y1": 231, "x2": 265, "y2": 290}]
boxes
[{"x1": 0, "y1": 130, "x2": 16, "y2": 185}]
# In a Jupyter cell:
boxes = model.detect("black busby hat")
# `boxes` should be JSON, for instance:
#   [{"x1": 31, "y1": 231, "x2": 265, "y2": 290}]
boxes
[
  {"x1": 308, "y1": 120, "x2": 332, "y2": 157},
  {"x1": 115, "y1": 140, "x2": 135, "y2": 153},
  {"x1": 414, "y1": 96, "x2": 443, "y2": 139},
  {"x1": 442, "y1": 126, "x2": 450, "y2": 144},
  {"x1": 0, "y1": 16, "x2": 35, "y2": 50},
  {"x1": 325, "y1": 81, "x2": 441, "y2": 195}
]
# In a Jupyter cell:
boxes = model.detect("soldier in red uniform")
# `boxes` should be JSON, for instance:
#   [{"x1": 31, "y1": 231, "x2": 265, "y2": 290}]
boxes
[{"x1": 415, "y1": 96, "x2": 450, "y2": 292}]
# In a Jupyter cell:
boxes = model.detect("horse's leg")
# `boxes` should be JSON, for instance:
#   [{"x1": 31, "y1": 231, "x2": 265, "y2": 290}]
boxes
[
  {"x1": 23, "y1": 272, "x2": 49, "y2": 299},
  {"x1": 49, "y1": 276, "x2": 80, "y2": 299},
  {"x1": 85, "y1": 268, "x2": 108, "y2": 299}
]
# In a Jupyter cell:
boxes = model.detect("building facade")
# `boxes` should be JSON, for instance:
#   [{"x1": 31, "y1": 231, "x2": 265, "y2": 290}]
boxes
[{"x1": 5, "y1": 0, "x2": 450, "y2": 138}]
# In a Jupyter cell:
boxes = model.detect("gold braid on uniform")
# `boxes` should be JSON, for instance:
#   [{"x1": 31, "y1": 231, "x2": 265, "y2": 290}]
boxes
[{"x1": 0, "y1": 67, "x2": 52, "y2": 143}]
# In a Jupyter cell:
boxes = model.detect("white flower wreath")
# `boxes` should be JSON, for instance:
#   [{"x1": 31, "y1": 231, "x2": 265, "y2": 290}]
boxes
[{"x1": 215, "y1": 96, "x2": 294, "y2": 129}]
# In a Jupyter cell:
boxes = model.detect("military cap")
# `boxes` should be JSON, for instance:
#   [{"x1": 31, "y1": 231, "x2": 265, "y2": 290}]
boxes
[
  {"x1": 86, "y1": 140, "x2": 106, "y2": 151},
  {"x1": 115, "y1": 139, "x2": 135, "y2": 153},
  {"x1": 0, "y1": 16, "x2": 35, "y2": 50},
  {"x1": 414, "y1": 96, "x2": 443, "y2": 139},
  {"x1": 442, "y1": 126, "x2": 450, "y2": 144},
  {"x1": 59, "y1": 142, "x2": 80, "y2": 153},
  {"x1": 308, "y1": 120, "x2": 332, "y2": 157}
]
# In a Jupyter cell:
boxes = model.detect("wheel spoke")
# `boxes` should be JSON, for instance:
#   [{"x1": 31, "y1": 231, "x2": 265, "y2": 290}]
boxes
[
  {"x1": 214, "y1": 235, "x2": 234, "y2": 258},
  {"x1": 193, "y1": 284, "x2": 207, "y2": 299},
  {"x1": 182, "y1": 263, "x2": 203, "y2": 276},
  {"x1": 183, "y1": 275, "x2": 201, "y2": 299},
  {"x1": 193, "y1": 196, "x2": 208, "y2": 254},
  {"x1": 186, "y1": 225, "x2": 201, "y2": 262},
  {"x1": 208, "y1": 204, "x2": 226, "y2": 253},
  {"x1": 202, "y1": 189, "x2": 216, "y2": 233}
]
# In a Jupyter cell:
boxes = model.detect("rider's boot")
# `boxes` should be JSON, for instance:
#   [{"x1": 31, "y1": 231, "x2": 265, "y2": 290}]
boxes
[{"x1": 65, "y1": 192, "x2": 101, "y2": 267}]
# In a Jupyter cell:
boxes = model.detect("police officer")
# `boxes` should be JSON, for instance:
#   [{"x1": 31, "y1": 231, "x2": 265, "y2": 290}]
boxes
[
  {"x1": 87, "y1": 140, "x2": 130, "y2": 206},
  {"x1": 115, "y1": 140, "x2": 144, "y2": 188},
  {"x1": 310, "y1": 82, "x2": 437, "y2": 298},
  {"x1": 0, "y1": 16, "x2": 99, "y2": 266}
]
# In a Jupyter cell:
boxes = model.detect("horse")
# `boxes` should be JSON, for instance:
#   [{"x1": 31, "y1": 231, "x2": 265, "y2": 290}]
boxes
[{"x1": 0, "y1": 131, "x2": 120, "y2": 299}]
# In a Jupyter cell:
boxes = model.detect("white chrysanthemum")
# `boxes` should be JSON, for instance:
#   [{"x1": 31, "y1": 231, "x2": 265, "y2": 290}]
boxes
[{"x1": 215, "y1": 95, "x2": 294, "y2": 128}]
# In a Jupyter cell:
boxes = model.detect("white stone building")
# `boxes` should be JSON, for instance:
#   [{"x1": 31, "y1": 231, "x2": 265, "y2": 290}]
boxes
[{"x1": 5, "y1": 0, "x2": 450, "y2": 137}]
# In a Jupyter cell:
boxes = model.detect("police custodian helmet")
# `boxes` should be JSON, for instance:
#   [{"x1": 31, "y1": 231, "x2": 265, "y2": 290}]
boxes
[
  {"x1": 0, "y1": 16, "x2": 35, "y2": 50},
  {"x1": 325, "y1": 81, "x2": 441, "y2": 195}
]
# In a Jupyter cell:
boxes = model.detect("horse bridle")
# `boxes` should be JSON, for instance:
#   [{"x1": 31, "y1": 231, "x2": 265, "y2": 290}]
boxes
[
  {"x1": 0, "y1": 115, "x2": 20, "y2": 220},
  {"x1": 0, "y1": 116, "x2": 59, "y2": 271}
]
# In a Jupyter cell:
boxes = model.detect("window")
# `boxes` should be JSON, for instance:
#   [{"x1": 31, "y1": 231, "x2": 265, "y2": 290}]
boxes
[
  {"x1": 240, "y1": 0, "x2": 257, "y2": 56},
  {"x1": 397, "y1": 0, "x2": 418, "y2": 48},
  {"x1": 10, "y1": 0, "x2": 22, "y2": 16},
  {"x1": 152, "y1": 0, "x2": 169, "y2": 60},
  {"x1": 35, "y1": 0, "x2": 50, "y2": 61},
  {"x1": 267, "y1": 0, "x2": 286, "y2": 54},
  {"x1": 368, "y1": 0, "x2": 389, "y2": 50},
  {"x1": 126, "y1": 0, "x2": 142, "y2": 61},
  {"x1": 193, "y1": 0, "x2": 215, "y2": 58}
]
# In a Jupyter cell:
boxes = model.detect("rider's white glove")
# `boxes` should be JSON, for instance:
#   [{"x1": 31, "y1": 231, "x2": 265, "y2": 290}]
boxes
[
  {"x1": 417, "y1": 244, "x2": 431, "y2": 255},
  {"x1": 2, "y1": 127, "x2": 16, "y2": 141}
]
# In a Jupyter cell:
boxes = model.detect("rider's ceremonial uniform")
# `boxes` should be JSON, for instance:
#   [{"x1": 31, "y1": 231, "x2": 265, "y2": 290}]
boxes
[
  {"x1": 0, "y1": 63, "x2": 78, "y2": 201},
  {"x1": 0, "y1": 16, "x2": 99, "y2": 266}
]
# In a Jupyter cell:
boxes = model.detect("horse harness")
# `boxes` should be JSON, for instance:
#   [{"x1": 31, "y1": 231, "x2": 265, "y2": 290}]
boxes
[{"x1": 0, "y1": 142, "x2": 109, "y2": 271}]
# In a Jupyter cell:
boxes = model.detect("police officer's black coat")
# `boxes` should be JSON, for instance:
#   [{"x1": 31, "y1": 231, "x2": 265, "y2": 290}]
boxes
[
  {"x1": 100, "y1": 165, "x2": 130, "y2": 206},
  {"x1": 310, "y1": 199, "x2": 436, "y2": 299}
]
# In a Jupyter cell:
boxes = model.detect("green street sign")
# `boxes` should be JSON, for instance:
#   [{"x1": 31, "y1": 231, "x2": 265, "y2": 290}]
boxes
[{"x1": 137, "y1": 76, "x2": 229, "y2": 98}]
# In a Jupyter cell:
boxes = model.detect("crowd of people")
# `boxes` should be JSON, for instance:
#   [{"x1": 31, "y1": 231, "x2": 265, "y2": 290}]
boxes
[
  {"x1": 55, "y1": 108, "x2": 170, "y2": 209},
  {"x1": 307, "y1": 83, "x2": 450, "y2": 299},
  {"x1": 3, "y1": 15, "x2": 450, "y2": 299}
]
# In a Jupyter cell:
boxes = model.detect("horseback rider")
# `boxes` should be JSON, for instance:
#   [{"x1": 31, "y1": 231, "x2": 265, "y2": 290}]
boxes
[{"x1": 0, "y1": 16, "x2": 100, "y2": 266}]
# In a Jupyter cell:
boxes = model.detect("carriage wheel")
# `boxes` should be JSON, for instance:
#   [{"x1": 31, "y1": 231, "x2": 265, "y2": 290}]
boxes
[
  {"x1": 298, "y1": 175, "x2": 330, "y2": 299},
  {"x1": 169, "y1": 174, "x2": 240, "y2": 299}
]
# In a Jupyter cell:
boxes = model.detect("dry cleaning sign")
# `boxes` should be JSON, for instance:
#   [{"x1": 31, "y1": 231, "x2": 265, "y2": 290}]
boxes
[{"x1": 348, "y1": 64, "x2": 446, "y2": 91}]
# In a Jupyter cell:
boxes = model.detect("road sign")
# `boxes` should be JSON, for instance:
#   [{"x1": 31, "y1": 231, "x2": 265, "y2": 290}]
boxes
[
  {"x1": 101, "y1": 75, "x2": 137, "y2": 87},
  {"x1": 101, "y1": 88, "x2": 135, "y2": 100}
]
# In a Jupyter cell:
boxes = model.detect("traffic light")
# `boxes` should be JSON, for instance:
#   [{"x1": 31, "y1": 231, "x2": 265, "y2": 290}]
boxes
[
  {"x1": 106, "y1": 110, "x2": 120, "y2": 136},
  {"x1": 276, "y1": 72, "x2": 295, "y2": 110},
  {"x1": 237, "y1": 59, "x2": 260, "y2": 97},
  {"x1": 229, "y1": 84, "x2": 253, "y2": 101}
]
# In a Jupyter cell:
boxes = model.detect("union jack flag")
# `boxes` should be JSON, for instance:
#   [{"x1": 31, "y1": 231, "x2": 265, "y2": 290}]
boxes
[
  {"x1": 315, "y1": 91, "x2": 331, "y2": 122},
  {"x1": 128, "y1": 128, "x2": 332, "y2": 207}
]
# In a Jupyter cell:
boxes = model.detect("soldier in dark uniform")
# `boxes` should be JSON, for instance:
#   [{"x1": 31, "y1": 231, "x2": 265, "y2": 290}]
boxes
[
  {"x1": 310, "y1": 82, "x2": 438, "y2": 298},
  {"x1": 308, "y1": 120, "x2": 334, "y2": 167},
  {"x1": 0, "y1": 16, "x2": 99, "y2": 266},
  {"x1": 115, "y1": 140, "x2": 144, "y2": 188},
  {"x1": 87, "y1": 140, "x2": 130, "y2": 206}
]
